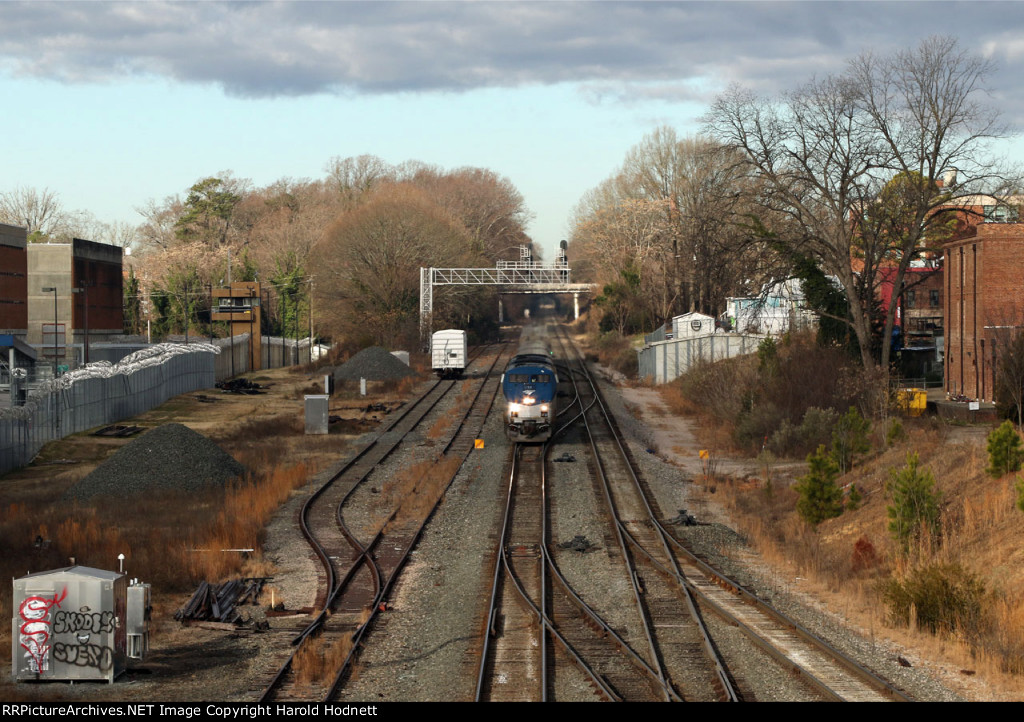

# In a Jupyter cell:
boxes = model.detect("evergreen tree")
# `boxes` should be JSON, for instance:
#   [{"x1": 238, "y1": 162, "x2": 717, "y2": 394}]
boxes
[
  {"x1": 794, "y1": 445, "x2": 844, "y2": 525},
  {"x1": 887, "y1": 452, "x2": 941, "y2": 550},
  {"x1": 847, "y1": 484, "x2": 863, "y2": 511},
  {"x1": 986, "y1": 420, "x2": 1024, "y2": 479}
]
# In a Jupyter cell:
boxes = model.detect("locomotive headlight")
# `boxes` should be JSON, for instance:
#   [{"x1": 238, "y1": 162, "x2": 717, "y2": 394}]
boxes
[
  {"x1": 540, "y1": 405, "x2": 549, "y2": 413},
  {"x1": 522, "y1": 397, "x2": 536, "y2": 406},
  {"x1": 508, "y1": 403, "x2": 521, "y2": 413}
]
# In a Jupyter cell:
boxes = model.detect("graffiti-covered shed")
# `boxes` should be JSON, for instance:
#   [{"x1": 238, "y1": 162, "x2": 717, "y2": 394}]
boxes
[{"x1": 12, "y1": 565, "x2": 128, "y2": 683}]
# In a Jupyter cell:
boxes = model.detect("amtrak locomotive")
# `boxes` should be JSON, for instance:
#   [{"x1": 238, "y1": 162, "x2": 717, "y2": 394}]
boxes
[{"x1": 503, "y1": 338, "x2": 558, "y2": 443}]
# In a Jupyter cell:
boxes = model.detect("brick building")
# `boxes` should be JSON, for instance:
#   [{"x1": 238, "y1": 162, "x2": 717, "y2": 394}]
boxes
[
  {"x1": 0, "y1": 224, "x2": 28, "y2": 336},
  {"x1": 27, "y1": 238, "x2": 124, "y2": 365},
  {"x1": 944, "y1": 222, "x2": 1024, "y2": 400}
]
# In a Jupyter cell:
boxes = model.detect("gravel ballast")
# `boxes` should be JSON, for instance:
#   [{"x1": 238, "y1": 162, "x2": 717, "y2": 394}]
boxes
[
  {"x1": 332, "y1": 346, "x2": 418, "y2": 382},
  {"x1": 65, "y1": 422, "x2": 246, "y2": 502}
]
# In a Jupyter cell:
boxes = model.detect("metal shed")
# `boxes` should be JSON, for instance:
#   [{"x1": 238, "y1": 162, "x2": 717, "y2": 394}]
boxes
[{"x1": 12, "y1": 565, "x2": 129, "y2": 683}]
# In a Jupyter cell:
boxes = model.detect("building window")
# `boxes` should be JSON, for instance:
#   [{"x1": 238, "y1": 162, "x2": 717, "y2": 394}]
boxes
[
  {"x1": 983, "y1": 204, "x2": 1019, "y2": 223},
  {"x1": 906, "y1": 289, "x2": 916, "y2": 308},
  {"x1": 930, "y1": 289, "x2": 940, "y2": 307}
]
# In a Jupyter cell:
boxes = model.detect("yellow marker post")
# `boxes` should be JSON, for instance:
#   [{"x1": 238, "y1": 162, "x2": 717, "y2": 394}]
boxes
[{"x1": 475, "y1": 439, "x2": 485, "y2": 449}]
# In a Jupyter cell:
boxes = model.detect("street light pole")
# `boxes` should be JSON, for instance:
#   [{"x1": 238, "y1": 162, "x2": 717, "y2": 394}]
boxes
[
  {"x1": 41, "y1": 286, "x2": 59, "y2": 433},
  {"x1": 72, "y1": 283, "x2": 90, "y2": 365}
]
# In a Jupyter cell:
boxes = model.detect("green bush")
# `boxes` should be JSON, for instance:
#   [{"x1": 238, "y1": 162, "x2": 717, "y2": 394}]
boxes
[
  {"x1": 885, "y1": 418, "x2": 905, "y2": 446},
  {"x1": 986, "y1": 420, "x2": 1024, "y2": 478},
  {"x1": 769, "y1": 406, "x2": 838, "y2": 458},
  {"x1": 794, "y1": 444, "x2": 844, "y2": 525},
  {"x1": 846, "y1": 483, "x2": 862, "y2": 511},
  {"x1": 881, "y1": 563, "x2": 985, "y2": 636}
]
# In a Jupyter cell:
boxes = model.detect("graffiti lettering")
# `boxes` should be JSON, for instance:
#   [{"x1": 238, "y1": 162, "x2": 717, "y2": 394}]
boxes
[
  {"x1": 54, "y1": 609, "x2": 116, "y2": 635},
  {"x1": 52, "y1": 641, "x2": 113, "y2": 672},
  {"x1": 18, "y1": 588, "x2": 67, "y2": 674}
]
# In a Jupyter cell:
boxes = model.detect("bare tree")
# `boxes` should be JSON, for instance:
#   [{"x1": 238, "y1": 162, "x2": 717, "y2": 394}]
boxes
[
  {"x1": 708, "y1": 37, "x2": 1014, "y2": 370},
  {"x1": 849, "y1": 36, "x2": 1014, "y2": 371},
  {"x1": 0, "y1": 186, "x2": 74, "y2": 239},
  {"x1": 324, "y1": 154, "x2": 395, "y2": 208},
  {"x1": 315, "y1": 184, "x2": 480, "y2": 346},
  {"x1": 572, "y1": 127, "x2": 771, "y2": 332}
]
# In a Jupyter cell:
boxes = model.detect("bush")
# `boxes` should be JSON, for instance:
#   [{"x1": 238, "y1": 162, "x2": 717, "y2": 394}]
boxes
[
  {"x1": 769, "y1": 406, "x2": 838, "y2": 458},
  {"x1": 885, "y1": 418, "x2": 905, "y2": 446},
  {"x1": 887, "y1": 452, "x2": 941, "y2": 550},
  {"x1": 794, "y1": 445, "x2": 844, "y2": 526},
  {"x1": 986, "y1": 420, "x2": 1024, "y2": 478},
  {"x1": 851, "y1": 535, "x2": 878, "y2": 572},
  {"x1": 881, "y1": 563, "x2": 985, "y2": 636}
]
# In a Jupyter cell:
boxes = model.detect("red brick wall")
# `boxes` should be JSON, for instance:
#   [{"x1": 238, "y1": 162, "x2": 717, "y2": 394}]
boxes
[
  {"x1": 0, "y1": 244, "x2": 28, "y2": 330},
  {"x1": 945, "y1": 224, "x2": 1024, "y2": 400}
]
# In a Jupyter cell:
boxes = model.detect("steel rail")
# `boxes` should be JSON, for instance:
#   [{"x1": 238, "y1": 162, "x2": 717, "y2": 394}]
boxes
[
  {"x1": 260, "y1": 347, "x2": 496, "y2": 702},
  {"x1": 323, "y1": 342, "x2": 512, "y2": 700},
  {"x1": 560, "y1": 330, "x2": 739, "y2": 701},
  {"x1": 564, "y1": 330, "x2": 911, "y2": 702}
]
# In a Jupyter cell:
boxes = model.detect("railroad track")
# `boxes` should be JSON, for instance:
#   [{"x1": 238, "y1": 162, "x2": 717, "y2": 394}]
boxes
[
  {"x1": 554, "y1": 327, "x2": 911, "y2": 702},
  {"x1": 260, "y1": 343, "x2": 509, "y2": 702}
]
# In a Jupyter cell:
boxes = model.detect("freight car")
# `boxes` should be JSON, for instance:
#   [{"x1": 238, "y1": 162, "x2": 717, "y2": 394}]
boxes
[{"x1": 431, "y1": 329, "x2": 468, "y2": 379}]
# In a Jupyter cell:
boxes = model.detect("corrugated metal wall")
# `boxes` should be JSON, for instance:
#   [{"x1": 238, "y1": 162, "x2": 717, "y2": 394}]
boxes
[{"x1": 637, "y1": 333, "x2": 762, "y2": 384}]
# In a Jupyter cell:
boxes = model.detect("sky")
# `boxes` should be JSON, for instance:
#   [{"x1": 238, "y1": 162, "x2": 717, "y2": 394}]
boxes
[{"x1": 4, "y1": 1, "x2": 1024, "y2": 260}]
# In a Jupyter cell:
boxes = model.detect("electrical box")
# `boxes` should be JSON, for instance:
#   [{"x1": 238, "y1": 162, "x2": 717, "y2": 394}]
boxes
[{"x1": 12, "y1": 566, "x2": 128, "y2": 683}]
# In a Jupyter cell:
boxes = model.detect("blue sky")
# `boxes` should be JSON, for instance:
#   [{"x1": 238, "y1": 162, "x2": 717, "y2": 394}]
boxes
[{"x1": 3, "y1": 1, "x2": 1024, "y2": 260}]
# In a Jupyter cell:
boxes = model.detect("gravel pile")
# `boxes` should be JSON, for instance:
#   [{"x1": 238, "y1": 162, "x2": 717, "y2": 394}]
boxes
[
  {"x1": 65, "y1": 423, "x2": 246, "y2": 502},
  {"x1": 332, "y1": 346, "x2": 418, "y2": 382}
]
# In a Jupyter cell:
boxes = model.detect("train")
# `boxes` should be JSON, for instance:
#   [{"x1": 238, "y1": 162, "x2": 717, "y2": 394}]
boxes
[
  {"x1": 431, "y1": 329, "x2": 468, "y2": 379},
  {"x1": 502, "y1": 333, "x2": 558, "y2": 442}
]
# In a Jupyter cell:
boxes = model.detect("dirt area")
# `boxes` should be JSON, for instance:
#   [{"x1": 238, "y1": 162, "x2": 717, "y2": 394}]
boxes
[{"x1": 1, "y1": 363, "x2": 423, "y2": 702}]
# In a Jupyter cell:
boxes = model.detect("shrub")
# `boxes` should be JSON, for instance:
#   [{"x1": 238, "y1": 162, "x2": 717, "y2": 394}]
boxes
[
  {"x1": 887, "y1": 452, "x2": 941, "y2": 550},
  {"x1": 851, "y1": 535, "x2": 878, "y2": 572},
  {"x1": 769, "y1": 406, "x2": 838, "y2": 458},
  {"x1": 885, "y1": 418, "x2": 905, "y2": 446},
  {"x1": 986, "y1": 420, "x2": 1024, "y2": 478},
  {"x1": 1016, "y1": 475, "x2": 1024, "y2": 513},
  {"x1": 794, "y1": 444, "x2": 844, "y2": 526},
  {"x1": 881, "y1": 563, "x2": 985, "y2": 636}
]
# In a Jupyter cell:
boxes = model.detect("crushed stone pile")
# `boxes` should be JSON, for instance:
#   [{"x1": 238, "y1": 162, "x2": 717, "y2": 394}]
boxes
[
  {"x1": 65, "y1": 423, "x2": 246, "y2": 502},
  {"x1": 332, "y1": 346, "x2": 417, "y2": 382}
]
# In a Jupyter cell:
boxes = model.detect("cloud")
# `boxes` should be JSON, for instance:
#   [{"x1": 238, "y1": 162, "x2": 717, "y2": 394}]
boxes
[{"x1": 2, "y1": 0, "x2": 1023, "y2": 107}]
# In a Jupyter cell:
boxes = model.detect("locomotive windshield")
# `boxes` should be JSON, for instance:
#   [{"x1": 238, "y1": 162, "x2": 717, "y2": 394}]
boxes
[{"x1": 507, "y1": 373, "x2": 552, "y2": 384}]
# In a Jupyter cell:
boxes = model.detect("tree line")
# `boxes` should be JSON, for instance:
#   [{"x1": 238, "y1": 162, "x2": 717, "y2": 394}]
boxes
[{"x1": 3, "y1": 157, "x2": 533, "y2": 350}]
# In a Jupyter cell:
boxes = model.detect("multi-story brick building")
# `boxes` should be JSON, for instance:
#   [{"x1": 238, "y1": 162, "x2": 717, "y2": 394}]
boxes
[
  {"x1": 0, "y1": 224, "x2": 28, "y2": 336},
  {"x1": 944, "y1": 220, "x2": 1024, "y2": 400},
  {"x1": 25, "y1": 236, "x2": 124, "y2": 366}
]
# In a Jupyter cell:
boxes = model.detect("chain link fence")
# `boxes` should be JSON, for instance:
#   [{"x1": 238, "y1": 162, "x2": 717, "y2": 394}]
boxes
[{"x1": 0, "y1": 344, "x2": 218, "y2": 477}]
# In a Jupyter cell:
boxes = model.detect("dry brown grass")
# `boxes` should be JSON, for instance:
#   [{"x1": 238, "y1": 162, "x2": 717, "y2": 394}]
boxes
[
  {"x1": 293, "y1": 631, "x2": 354, "y2": 688},
  {"x1": 707, "y1": 418, "x2": 1024, "y2": 697}
]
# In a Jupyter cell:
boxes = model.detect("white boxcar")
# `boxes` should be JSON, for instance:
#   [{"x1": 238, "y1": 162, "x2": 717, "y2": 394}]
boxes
[{"x1": 431, "y1": 329, "x2": 467, "y2": 378}]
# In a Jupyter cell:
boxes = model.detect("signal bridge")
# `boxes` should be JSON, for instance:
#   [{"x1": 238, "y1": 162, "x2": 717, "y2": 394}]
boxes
[{"x1": 420, "y1": 245, "x2": 594, "y2": 340}]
